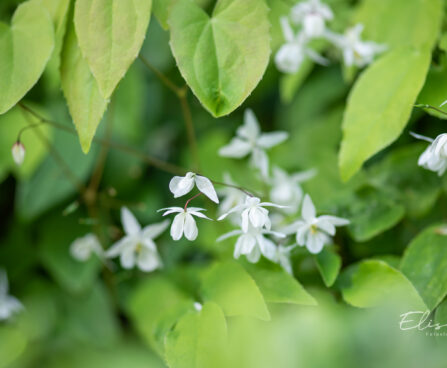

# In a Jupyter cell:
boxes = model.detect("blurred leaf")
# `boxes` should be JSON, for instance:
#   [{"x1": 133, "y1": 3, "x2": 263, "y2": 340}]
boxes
[
  {"x1": 242, "y1": 259, "x2": 317, "y2": 305},
  {"x1": 74, "y1": 0, "x2": 152, "y2": 99},
  {"x1": 314, "y1": 247, "x2": 342, "y2": 287},
  {"x1": 127, "y1": 276, "x2": 195, "y2": 355},
  {"x1": 339, "y1": 259, "x2": 426, "y2": 310},
  {"x1": 339, "y1": 48, "x2": 431, "y2": 181},
  {"x1": 417, "y1": 64, "x2": 447, "y2": 120},
  {"x1": 280, "y1": 59, "x2": 315, "y2": 104},
  {"x1": 0, "y1": 0, "x2": 54, "y2": 114},
  {"x1": 201, "y1": 261, "x2": 270, "y2": 321},
  {"x1": 400, "y1": 224, "x2": 447, "y2": 310},
  {"x1": 165, "y1": 302, "x2": 228, "y2": 368},
  {"x1": 435, "y1": 299, "x2": 447, "y2": 344},
  {"x1": 60, "y1": 14, "x2": 108, "y2": 153},
  {"x1": 0, "y1": 326, "x2": 27, "y2": 368},
  {"x1": 39, "y1": 214, "x2": 101, "y2": 294},
  {"x1": 168, "y1": 0, "x2": 270, "y2": 117},
  {"x1": 355, "y1": 0, "x2": 442, "y2": 50}
]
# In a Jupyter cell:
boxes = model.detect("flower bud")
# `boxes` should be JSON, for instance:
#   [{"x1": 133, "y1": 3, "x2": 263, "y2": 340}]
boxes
[{"x1": 11, "y1": 141, "x2": 25, "y2": 166}]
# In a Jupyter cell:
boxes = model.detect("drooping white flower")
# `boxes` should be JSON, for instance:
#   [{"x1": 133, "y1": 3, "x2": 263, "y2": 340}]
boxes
[
  {"x1": 218, "y1": 226, "x2": 285, "y2": 263},
  {"x1": 284, "y1": 194, "x2": 349, "y2": 254},
  {"x1": 275, "y1": 17, "x2": 329, "y2": 74},
  {"x1": 169, "y1": 172, "x2": 219, "y2": 203},
  {"x1": 218, "y1": 196, "x2": 286, "y2": 232},
  {"x1": 70, "y1": 233, "x2": 103, "y2": 262},
  {"x1": 106, "y1": 207, "x2": 169, "y2": 272},
  {"x1": 412, "y1": 132, "x2": 447, "y2": 176},
  {"x1": 290, "y1": 0, "x2": 334, "y2": 38},
  {"x1": 11, "y1": 141, "x2": 25, "y2": 166},
  {"x1": 158, "y1": 207, "x2": 212, "y2": 241},
  {"x1": 276, "y1": 244, "x2": 297, "y2": 275},
  {"x1": 217, "y1": 173, "x2": 246, "y2": 219},
  {"x1": 0, "y1": 270, "x2": 23, "y2": 321},
  {"x1": 269, "y1": 166, "x2": 317, "y2": 214},
  {"x1": 218, "y1": 109, "x2": 288, "y2": 177},
  {"x1": 327, "y1": 24, "x2": 386, "y2": 68}
]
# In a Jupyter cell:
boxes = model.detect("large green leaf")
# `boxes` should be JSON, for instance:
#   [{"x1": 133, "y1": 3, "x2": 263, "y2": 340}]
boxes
[
  {"x1": 339, "y1": 260, "x2": 426, "y2": 310},
  {"x1": 0, "y1": 326, "x2": 27, "y2": 368},
  {"x1": 314, "y1": 247, "x2": 342, "y2": 287},
  {"x1": 355, "y1": 0, "x2": 442, "y2": 50},
  {"x1": 165, "y1": 302, "x2": 228, "y2": 368},
  {"x1": 60, "y1": 16, "x2": 108, "y2": 153},
  {"x1": 242, "y1": 260, "x2": 317, "y2": 306},
  {"x1": 201, "y1": 261, "x2": 270, "y2": 321},
  {"x1": 168, "y1": 0, "x2": 270, "y2": 117},
  {"x1": 0, "y1": 0, "x2": 54, "y2": 114},
  {"x1": 339, "y1": 47, "x2": 431, "y2": 181},
  {"x1": 417, "y1": 64, "x2": 447, "y2": 120},
  {"x1": 400, "y1": 225, "x2": 447, "y2": 311},
  {"x1": 74, "y1": 0, "x2": 152, "y2": 99}
]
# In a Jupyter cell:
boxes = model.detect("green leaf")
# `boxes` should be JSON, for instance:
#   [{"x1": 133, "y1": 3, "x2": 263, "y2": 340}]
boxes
[
  {"x1": 0, "y1": 0, "x2": 54, "y2": 114},
  {"x1": 338, "y1": 259, "x2": 426, "y2": 310},
  {"x1": 400, "y1": 225, "x2": 447, "y2": 311},
  {"x1": 355, "y1": 0, "x2": 442, "y2": 50},
  {"x1": 339, "y1": 47, "x2": 431, "y2": 181},
  {"x1": 201, "y1": 261, "x2": 270, "y2": 321},
  {"x1": 435, "y1": 299, "x2": 447, "y2": 344},
  {"x1": 168, "y1": 0, "x2": 270, "y2": 117},
  {"x1": 60, "y1": 15, "x2": 108, "y2": 153},
  {"x1": 242, "y1": 259, "x2": 317, "y2": 305},
  {"x1": 74, "y1": 0, "x2": 152, "y2": 99},
  {"x1": 165, "y1": 302, "x2": 228, "y2": 368},
  {"x1": 417, "y1": 64, "x2": 447, "y2": 120},
  {"x1": 0, "y1": 326, "x2": 27, "y2": 368},
  {"x1": 314, "y1": 247, "x2": 342, "y2": 287},
  {"x1": 127, "y1": 276, "x2": 195, "y2": 355}
]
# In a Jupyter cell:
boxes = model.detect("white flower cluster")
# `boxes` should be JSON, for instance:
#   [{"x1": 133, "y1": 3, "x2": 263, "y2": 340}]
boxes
[
  {"x1": 0, "y1": 269, "x2": 23, "y2": 321},
  {"x1": 412, "y1": 132, "x2": 447, "y2": 176},
  {"x1": 275, "y1": 0, "x2": 386, "y2": 74}
]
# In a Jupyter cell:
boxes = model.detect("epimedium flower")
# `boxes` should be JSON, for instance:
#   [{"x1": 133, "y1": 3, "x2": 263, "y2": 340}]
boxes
[
  {"x1": 218, "y1": 196, "x2": 286, "y2": 232},
  {"x1": 276, "y1": 244, "x2": 297, "y2": 275},
  {"x1": 106, "y1": 207, "x2": 169, "y2": 272},
  {"x1": 275, "y1": 17, "x2": 329, "y2": 74},
  {"x1": 218, "y1": 226, "x2": 286, "y2": 263},
  {"x1": 0, "y1": 269, "x2": 23, "y2": 321},
  {"x1": 290, "y1": 0, "x2": 334, "y2": 38},
  {"x1": 217, "y1": 172, "x2": 246, "y2": 219},
  {"x1": 269, "y1": 166, "x2": 317, "y2": 214},
  {"x1": 70, "y1": 233, "x2": 103, "y2": 262},
  {"x1": 218, "y1": 109, "x2": 288, "y2": 177},
  {"x1": 284, "y1": 194, "x2": 349, "y2": 254},
  {"x1": 327, "y1": 24, "x2": 386, "y2": 68},
  {"x1": 158, "y1": 206, "x2": 212, "y2": 241},
  {"x1": 169, "y1": 172, "x2": 219, "y2": 203},
  {"x1": 412, "y1": 132, "x2": 447, "y2": 176},
  {"x1": 11, "y1": 141, "x2": 25, "y2": 166}
]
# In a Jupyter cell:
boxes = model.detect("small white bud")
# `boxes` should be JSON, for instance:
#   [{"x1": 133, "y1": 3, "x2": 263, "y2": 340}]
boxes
[
  {"x1": 11, "y1": 142, "x2": 25, "y2": 166},
  {"x1": 194, "y1": 302, "x2": 203, "y2": 311}
]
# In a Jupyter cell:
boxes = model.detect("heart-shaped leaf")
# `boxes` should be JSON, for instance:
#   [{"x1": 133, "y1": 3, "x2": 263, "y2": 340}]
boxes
[
  {"x1": 168, "y1": 0, "x2": 270, "y2": 117},
  {"x1": 0, "y1": 0, "x2": 54, "y2": 114},
  {"x1": 74, "y1": 0, "x2": 152, "y2": 99}
]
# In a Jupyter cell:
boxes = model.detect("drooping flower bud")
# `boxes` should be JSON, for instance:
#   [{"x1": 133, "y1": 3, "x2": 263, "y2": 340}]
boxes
[{"x1": 11, "y1": 141, "x2": 25, "y2": 166}]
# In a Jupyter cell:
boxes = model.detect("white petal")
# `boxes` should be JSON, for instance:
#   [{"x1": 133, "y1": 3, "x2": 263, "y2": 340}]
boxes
[
  {"x1": 217, "y1": 230, "x2": 243, "y2": 242},
  {"x1": 142, "y1": 219, "x2": 170, "y2": 240},
  {"x1": 257, "y1": 132, "x2": 289, "y2": 149},
  {"x1": 195, "y1": 175, "x2": 219, "y2": 203},
  {"x1": 121, "y1": 207, "x2": 141, "y2": 236},
  {"x1": 171, "y1": 213, "x2": 185, "y2": 241},
  {"x1": 11, "y1": 142, "x2": 25, "y2": 166},
  {"x1": 275, "y1": 43, "x2": 304, "y2": 74},
  {"x1": 218, "y1": 138, "x2": 252, "y2": 158},
  {"x1": 120, "y1": 247, "x2": 136, "y2": 269},
  {"x1": 137, "y1": 247, "x2": 161, "y2": 272},
  {"x1": 158, "y1": 207, "x2": 183, "y2": 216},
  {"x1": 169, "y1": 173, "x2": 195, "y2": 198},
  {"x1": 238, "y1": 234, "x2": 257, "y2": 255},
  {"x1": 238, "y1": 109, "x2": 261, "y2": 140},
  {"x1": 188, "y1": 210, "x2": 213, "y2": 220},
  {"x1": 280, "y1": 16, "x2": 295, "y2": 42},
  {"x1": 241, "y1": 209, "x2": 250, "y2": 232},
  {"x1": 257, "y1": 235, "x2": 277, "y2": 261},
  {"x1": 106, "y1": 237, "x2": 134, "y2": 258},
  {"x1": 217, "y1": 204, "x2": 244, "y2": 221},
  {"x1": 246, "y1": 245, "x2": 261, "y2": 263},
  {"x1": 249, "y1": 207, "x2": 268, "y2": 228},
  {"x1": 251, "y1": 148, "x2": 269, "y2": 178},
  {"x1": 318, "y1": 215, "x2": 350, "y2": 227},
  {"x1": 315, "y1": 218, "x2": 336, "y2": 236},
  {"x1": 301, "y1": 194, "x2": 316, "y2": 221},
  {"x1": 306, "y1": 232, "x2": 326, "y2": 254},
  {"x1": 184, "y1": 213, "x2": 198, "y2": 241}
]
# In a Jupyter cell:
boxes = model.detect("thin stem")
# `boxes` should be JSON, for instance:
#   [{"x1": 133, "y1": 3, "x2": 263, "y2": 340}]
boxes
[
  {"x1": 138, "y1": 55, "x2": 182, "y2": 95},
  {"x1": 17, "y1": 121, "x2": 46, "y2": 142},
  {"x1": 184, "y1": 192, "x2": 203, "y2": 211},
  {"x1": 210, "y1": 179, "x2": 258, "y2": 198},
  {"x1": 414, "y1": 104, "x2": 447, "y2": 116}
]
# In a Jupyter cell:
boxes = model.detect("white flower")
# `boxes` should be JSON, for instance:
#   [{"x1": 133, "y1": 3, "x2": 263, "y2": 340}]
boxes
[
  {"x1": 0, "y1": 270, "x2": 23, "y2": 321},
  {"x1": 275, "y1": 17, "x2": 329, "y2": 74},
  {"x1": 269, "y1": 166, "x2": 316, "y2": 214},
  {"x1": 194, "y1": 302, "x2": 203, "y2": 311},
  {"x1": 70, "y1": 233, "x2": 103, "y2": 262},
  {"x1": 276, "y1": 244, "x2": 297, "y2": 275},
  {"x1": 328, "y1": 24, "x2": 386, "y2": 68},
  {"x1": 217, "y1": 173, "x2": 246, "y2": 218},
  {"x1": 218, "y1": 196, "x2": 286, "y2": 232},
  {"x1": 106, "y1": 207, "x2": 169, "y2": 272},
  {"x1": 412, "y1": 132, "x2": 447, "y2": 176},
  {"x1": 169, "y1": 172, "x2": 219, "y2": 203},
  {"x1": 11, "y1": 141, "x2": 25, "y2": 166},
  {"x1": 290, "y1": 0, "x2": 333, "y2": 38},
  {"x1": 218, "y1": 226, "x2": 285, "y2": 263},
  {"x1": 218, "y1": 109, "x2": 288, "y2": 177},
  {"x1": 284, "y1": 194, "x2": 349, "y2": 254},
  {"x1": 158, "y1": 206, "x2": 212, "y2": 241}
]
